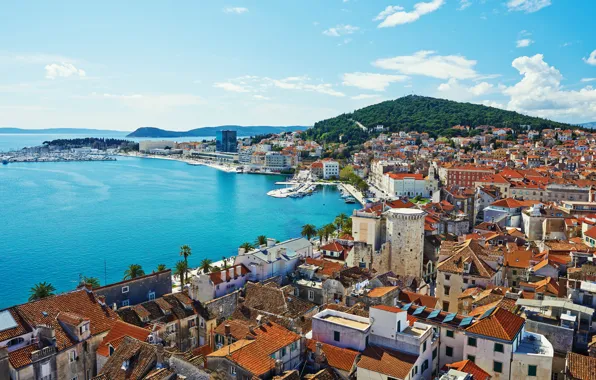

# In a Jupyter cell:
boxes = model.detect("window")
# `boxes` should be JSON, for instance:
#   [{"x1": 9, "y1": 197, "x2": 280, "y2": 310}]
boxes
[
  {"x1": 291, "y1": 341, "x2": 298, "y2": 351},
  {"x1": 443, "y1": 301, "x2": 449, "y2": 311},
  {"x1": 432, "y1": 348, "x2": 437, "y2": 359},
  {"x1": 334, "y1": 331, "x2": 340, "y2": 342},
  {"x1": 6, "y1": 337, "x2": 24, "y2": 347},
  {"x1": 446, "y1": 330, "x2": 454, "y2": 338},
  {"x1": 397, "y1": 320, "x2": 401, "y2": 332},
  {"x1": 467, "y1": 337, "x2": 477, "y2": 347},
  {"x1": 463, "y1": 278, "x2": 468, "y2": 284},
  {"x1": 79, "y1": 324, "x2": 88, "y2": 335},
  {"x1": 512, "y1": 270, "x2": 517, "y2": 275},
  {"x1": 445, "y1": 274, "x2": 451, "y2": 281},
  {"x1": 444, "y1": 286, "x2": 450, "y2": 296},
  {"x1": 148, "y1": 291, "x2": 155, "y2": 300},
  {"x1": 69, "y1": 350, "x2": 76, "y2": 362},
  {"x1": 188, "y1": 319, "x2": 196, "y2": 328},
  {"x1": 308, "y1": 290, "x2": 315, "y2": 301},
  {"x1": 446, "y1": 346, "x2": 453, "y2": 357},
  {"x1": 71, "y1": 377, "x2": 77, "y2": 380},
  {"x1": 422, "y1": 360, "x2": 429, "y2": 372},
  {"x1": 121, "y1": 299, "x2": 130, "y2": 307},
  {"x1": 200, "y1": 318, "x2": 205, "y2": 328},
  {"x1": 467, "y1": 355, "x2": 476, "y2": 362},
  {"x1": 230, "y1": 366, "x2": 236, "y2": 375},
  {"x1": 122, "y1": 286, "x2": 129, "y2": 293},
  {"x1": 423, "y1": 341, "x2": 427, "y2": 352},
  {"x1": 528, "y1": 365, "x2": 537, "y2": 377},
  {"x1": 493, "y1": 361, "x2": 503, "y2": 373},
  {"x1": 294, "y1": 288, "x2": 299, "y2": 296},
  {"x1": 281, "y1": 347, "x2": 287, "y2": 357},
  {"x1": 494, "y1": 343, "x2": 504, "y2": 353}
]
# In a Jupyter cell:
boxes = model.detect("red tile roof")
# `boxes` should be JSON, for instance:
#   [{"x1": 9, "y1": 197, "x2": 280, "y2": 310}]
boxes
[
  {"x1": 306, "y1": 339, "x2": 359, "y2": 372},
  {"x1": 97, "y1": 320, "x2": 151, "y2": 357},
  {"x1": 357, "y1": 345, "x2": 418, "y2": 379},
  {"x1": 566, "y1": 352, "x2": 596, "y2": 380},
  {"x1": 367, "y1": 286, "x2": 397, "y2": 298},
  {"x1": 465, "y1": 307, "x2": 524, "y2": 341},
  {"x1": 445, "y1": 360, "x2": 491, "y2": 380},
  {"x1": 7, "y1": 343, "x2": 38, "y2": 369},
  {"x1": 0, "y1": 308, "x2": 31, "y2": 342}
]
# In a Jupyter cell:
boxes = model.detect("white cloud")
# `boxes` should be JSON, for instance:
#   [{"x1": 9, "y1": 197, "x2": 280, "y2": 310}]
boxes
[
  {"x1": 375, "y1": 0, "x2": 444, "y2": 28},
  {"x1": 502, "y1": 54, "x2": 596, "y2": 121},
  {"x1": 437, "y1": 78, "x2": 494, "y2": 101},
  {"x1": 581, "y1": 78, "x2": 596, "y2": 83},
  {"x1": 506, "y1": 0, "x2": 551, "y2": 13},
  {"x1": 373, "y1": 6, "x2": 404, "y2": 21},
  {"x1": 516, "y1": 38, "x2": 534, "y2": 48},
  {"x1": 214, "y1": 82, "x2": 250, "y2": 93},
  {"x1": 223, "y1": 7, "x2": 248, "y2": 14},
  {"x1": 584, "y1": 50, "x2": 596, "y2": 66},
  {"x1": 458, "y1": 0, "x2": 472, "y2": 10},
  {"x1": 481, "y1": 100, "x2": 506, "y2": 109},
  {"x1": 373, "y1": 50, "x2": 478, "y2": 80},
  {"x1": 323, "y1": 24, "x2": 359, "y2": 37},
  {"x1": 45, "y1": 63, "x2": 86, "y2": 79},
  {"x1": 351, "y1": 94, "x2": 381, "y2": 100},
  {"x1": 253, "y1": 95, "x2": 270, "y2": 100},
  {"x1": 342, "y1": 72, "x2": 409, "y2": 91}
]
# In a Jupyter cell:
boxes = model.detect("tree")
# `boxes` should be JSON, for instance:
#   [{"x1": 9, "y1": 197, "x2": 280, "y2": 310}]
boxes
[
  {"x1": 179, "y1": 245, "x2": 192, "y2": 285},
  {"x1": 339, "y1": 166, "x2": 355, "y2": 181},
  {"x1": 222, "y1": 256, "x2": 230, "y2": 270},
  {"x1": 334, "y1": 213, "x2": 349, "y2": 231},
  {"x1": 301, "y1": 224, "x2": 317, "y2": 240},
  {"x1": 156, "y1": 264, "x2": 167, "y2": 272},
  {"x1": 123, "y1": 264, "x2": 145, "y2": 280},
  {"x1": 80, "y1": 276, "x2": 100, "y2": 289},
  {"x1": 29, "y1": 282, "x2": 56, "y2": 301},
  {"x1": 317, "y1": 228, "x2": 326, "y2": 243},
  {"x1": 239, "y1": 242, "x2": 254, "y2": 252},
  {"x1": 323, "y1": 223, "x2": 336, "y2": 241},
  {"x1": 175, "y1": 261, "x2": 189, "y2": 285},
  {"x1": 255, "y1": 235, "x2": 267, "y2": 246},
  {"x1": 199, "y1": 259, "x2": 213, "y2": 274}
]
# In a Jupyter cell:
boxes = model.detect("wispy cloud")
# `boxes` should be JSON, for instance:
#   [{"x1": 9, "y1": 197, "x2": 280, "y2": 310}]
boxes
[
  {"x1": 516, "y1": 38, "x2": 534, "y2": 48},
  {"x1": 212, "y1": 75, "x2": 345, "y2": 97},
  {"x1": 374, "y1": 0, "x2": 444, "y2": 28},
  {"x1": 323, "y1": 24, "x2": 359, "y2": 37},
  {"x1": 351, "y1": 94, "x2": 381, "y2": 100},
  {"x1": 214, "y1": 82, "x2": 250, "y2": 93},
  {"x1": 223, "y1": 6, "x2": 248, "y2": 14},
  {"x1": 342, "y1": 72, "x2": 408, "y2": 91},
  {"x1": 580, "y1": 78, "x2": 596, "y2": 83},
  {"x1": 458, "y1": 0, "x2": 472, "y2": 10},
  {"x1": 373, "y1": 50, "x2": 479, "y2": 80},
  {"x1": 584, "y1": 50, "x2": 596, "y2": 66},
  {"x1": 506, "y1": 0, "x2": 551, "y2": 13}
]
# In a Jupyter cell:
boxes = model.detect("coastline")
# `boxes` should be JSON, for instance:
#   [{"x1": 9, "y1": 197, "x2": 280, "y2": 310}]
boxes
[{"x1": 118, "y1": 152, "x2": 239, "y2": 173}]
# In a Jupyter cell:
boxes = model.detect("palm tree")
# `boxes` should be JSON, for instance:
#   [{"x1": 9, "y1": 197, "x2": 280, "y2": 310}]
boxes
[
  {"x1": 199, "y1": 259, "x2": 213, "y2": 274},
  {"x1": 239, "y1": 242, "x2": 254, "y2": 252},
  {"x1": 334, "y1": 213, "x2": 348, "y2": 231},
  {"x1": 255, "y1": 235, "x2": 267, "y2": 246},
  {"x1": 301, "y1": 224, "x2": 317, "y2": 240},
  {"x1": 29, "y1": 282, "x2": 56, "y2": 301},
  {"x1": 323, "y1": 223, "x2": 336, "y2": 242},
  {"x1": 156, "y1": 264, "x2": 167, "y2": 272},
  {"x1": 179, "y1": 245, "x2": 192, "y2": 285},
  {"x1": 342, "y1": 218, "x2": 353, "y2": 235},
  {"x1": 317, "y1": 228, "x2": 326, "y2": 243},
  {"x1": 80, "y1": 276, "x2": 100, "y2": 289},
  {"x1": 221, "y1": 256, "x2": 230, "y2": 270},
  {"x1": 123, "y1": 264, "x2": 145, "y2": 280},
  {"x1": 174, "y1": 261, "x2": 189, "y2": 285}
]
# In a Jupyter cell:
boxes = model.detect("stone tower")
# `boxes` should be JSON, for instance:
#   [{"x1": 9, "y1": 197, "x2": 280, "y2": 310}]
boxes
[{"x1": 385, "y1": 208, "x2": 426, "y2": 279}]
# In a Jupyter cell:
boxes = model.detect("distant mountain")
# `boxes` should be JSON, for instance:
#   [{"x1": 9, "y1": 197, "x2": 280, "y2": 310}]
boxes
[
  {"x1": 0, "y1": 127, "x2": 126, "y2": 135},
  {"x1": 580, "y1": 122, "x2": 596, "y2": 129},
  {"x1": 304, "y1": 95, "x2": 573, "y2": 145},
  {"x1": 126, "y1": 125, "x2": 309, "y2": 138}
]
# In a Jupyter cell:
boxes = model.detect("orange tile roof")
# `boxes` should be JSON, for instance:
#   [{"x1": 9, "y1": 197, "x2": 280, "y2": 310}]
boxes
[
  {"x1": 8, "y1": 343, "x2": 38, "y2": 369},
  {"x1": 97, "y1": 320, "x2": 151, "y2": 357},
  {"x1": 16, "y1": 289, "x2": 118, "y2": 351},
  {"x1": 357, "y1": 345, "x2": 418, "y2": 379},
  {"x1": 306, "y1": 339, "x2": 359, "y2": 372},
  {"x1": 465, "y1": 307, "x2": 524, "y2": 341},
  {"x1": 208, "y1": 321, "x2": 300, "y2": 377},
  {"x1": 305, "y1": 258, "x2": 344, "y2": 277},
  {"x1": 398, "y1": 291, "x2": 439, "y2": 308},
  {"x1": 0, "y1": 308, "x2": 31, "y2": 342},
  {"x1": 445, "y1": 360, "x2": 491, "y2": 380},
  {"x1": 367, "y1": 286, "x2": 398, "y2": 298},
  {"x1": 566, "y1": 352, "x2": 596, "y2": 380}
]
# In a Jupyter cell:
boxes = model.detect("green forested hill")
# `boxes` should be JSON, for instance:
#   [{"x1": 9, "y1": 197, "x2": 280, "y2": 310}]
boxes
[{"x1": 304, "y1": 95, "x2": 572, "y2": 145}]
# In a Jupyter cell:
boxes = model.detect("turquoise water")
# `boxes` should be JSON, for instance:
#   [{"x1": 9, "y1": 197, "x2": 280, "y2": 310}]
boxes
[{"x1": 0, "y1": 156, "x2": 356, "y2": 308}]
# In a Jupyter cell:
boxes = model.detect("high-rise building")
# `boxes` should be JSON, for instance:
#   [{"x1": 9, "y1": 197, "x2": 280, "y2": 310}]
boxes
[{"x1": 216, "y1": 130, "x2": 237, "y2": 153}]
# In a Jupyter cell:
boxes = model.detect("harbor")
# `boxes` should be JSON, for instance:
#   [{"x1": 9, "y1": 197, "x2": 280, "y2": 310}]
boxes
[{"x1": 1, "y1": 152, "x2": 116, "y2": 163}]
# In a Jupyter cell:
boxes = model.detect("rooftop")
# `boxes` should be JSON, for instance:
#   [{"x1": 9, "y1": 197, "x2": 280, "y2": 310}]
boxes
[
  {"x1": 515, "y1": 331, "x2": 554, "y2": 357},
  {"x1": 313, "y1": 309, "x2": 370, "y2": 331}
]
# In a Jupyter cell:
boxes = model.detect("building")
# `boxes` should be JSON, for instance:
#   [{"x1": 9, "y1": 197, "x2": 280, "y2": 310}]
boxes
[
  {"x1": 94, "y1": 269, "x2": 172, "y2": 309},
  {"x1": 311, "y1": 309, "x2": 371, "y2": 351},
  {"x1": 189, "y1": 264, "x2": 251, "y2": 303},
  {"x1": 216, "y1": 130, "x2": 238, "y2": 153},
  {"x1": 139, "y1": 140, "x2": 175, "y2": 152},
  {"x1": 382, "y1": 173, "x2": 433, "y2": 198},
  {"x1": 206, "y1": 320, "x2": 302, "y2": 379},
  {"x1": 322, "y1": 160, "x2": 340, "y2": 179},
  {"x1": 445, "y1": 166, "x2": 495, "y2": 188}
]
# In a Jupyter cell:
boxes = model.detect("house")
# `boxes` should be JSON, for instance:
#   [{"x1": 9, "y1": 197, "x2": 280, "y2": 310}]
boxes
[
  {"x1": 311, "y1": 309, "x2": 371, "y2": 351},
  {"x1": 96, "y1": 319, "x2": 151, "y2": 372},
  {"x1": 442, "y1": 359, "x2": 491, "y2": 380},
  {"x1": 206, "y1": 321, "x2": 302, "y2": 380},
  {"x1": 94, "y1": 269, "x2": 172, "y2": 309},
  {"x1": 4, "y1": 289, "x2": 118, "y2": 380},
  {"x1": 189, "y1": 264, "x2": 251, "y2": 302},
  {"x1": 305, "y1": 339, "x2": 359, "y2": 379},
  {"x1": 565, "y1": 352, "x2": 596, "y2": 380}
]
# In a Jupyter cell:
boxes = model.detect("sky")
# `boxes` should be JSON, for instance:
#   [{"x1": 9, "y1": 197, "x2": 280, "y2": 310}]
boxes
[{"x1": 1, "y1": 0, "x2": 595, "y2": 131}]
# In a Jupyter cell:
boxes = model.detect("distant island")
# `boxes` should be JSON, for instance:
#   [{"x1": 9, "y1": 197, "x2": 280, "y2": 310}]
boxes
[
  {"x1": 0, "y1": 127, "x2": 126, "y2": 135},
  {"x1": 580, "y1": 122, "x2": 596, "y2": 129},
  {"x1": 126, "y1": 125, "x2": 309, "y2": 138}
]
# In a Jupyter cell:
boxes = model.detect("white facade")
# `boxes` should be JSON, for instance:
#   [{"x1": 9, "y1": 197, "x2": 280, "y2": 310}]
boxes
[
  {"x1": 322, "y1": 160, "x2": 340, "y2": 179},
  {"x1": 311, "y1": 309, "x2": 370, "y2": 351},
  {"x1": 382, "y1": 174, "x2": 432, "y2": 198},
  {"x1": 265, "y1": 152, "x2": 292, "y2": 169}
]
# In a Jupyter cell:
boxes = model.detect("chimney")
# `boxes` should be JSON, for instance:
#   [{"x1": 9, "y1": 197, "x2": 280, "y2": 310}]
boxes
[
  {"x1": 275, "y1": 359, "x2": 283, "y2": 375},
  {"x1": 0, "y1": 347, "x2": 8, "y2": 380},
  {"x1": 249, "y1": 326, "x2": 255, "y2": 335},
  {"x1": 221, "y1": 270, "x2": 227, "y2": 282},
  {"x1": 224, "y1": 324, "x2": 231, "y2": 337},
  {"x1": 156, "y1": 344, "x2": 164, "y2": 369},
  {"x1": 228, "y1": 267, "x2": 234, "y2": 279},
  {"x1": 267, "y1": 238, "x2": 276, "y2": 248},
  {"x1": 96, "y1": 295, "x2": 106, "y2": 306}
]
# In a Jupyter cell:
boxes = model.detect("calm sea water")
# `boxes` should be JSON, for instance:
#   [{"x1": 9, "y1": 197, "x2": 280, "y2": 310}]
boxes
[{"x1": 0, "y1": 156, "x2": 356, "y2": 308}]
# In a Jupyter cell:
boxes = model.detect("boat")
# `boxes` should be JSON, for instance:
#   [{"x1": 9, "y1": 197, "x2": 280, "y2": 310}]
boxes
[
  {"x1": 345, "y1": 197, "x2": 357, "y2": 204},
  {"x1": 1, "y1": 159, "x2": 8, "y2": 165}
]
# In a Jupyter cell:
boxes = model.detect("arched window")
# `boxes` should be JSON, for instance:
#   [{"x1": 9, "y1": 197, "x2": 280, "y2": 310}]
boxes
[{"x1": 7, "y1": 337, "x2": 24, "y2": 347}]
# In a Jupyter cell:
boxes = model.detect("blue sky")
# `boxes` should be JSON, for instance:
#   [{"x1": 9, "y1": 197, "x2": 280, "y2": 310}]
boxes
[{"x1": 1, "y1": 0, "x2": 595, "y2": 131}]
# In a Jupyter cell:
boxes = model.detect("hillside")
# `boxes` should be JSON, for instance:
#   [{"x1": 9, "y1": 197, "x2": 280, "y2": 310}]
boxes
[
  {"x1": 304, "y1": 95, "x2": 573, "y2": 145},
  {"x1": 127, "y1": 125, "x2": 309, "y2": 138}
]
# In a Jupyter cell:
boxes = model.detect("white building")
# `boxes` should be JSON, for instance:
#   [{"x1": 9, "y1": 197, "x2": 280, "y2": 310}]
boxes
[
  {"x1": 322, "y1": 160, "x2": 340, "y2": 179},
  {"x1": 188, "y1": 264, "x2": 251, "y2": 302},
  {"x1": 382, "y1": 173, "x2": 434, "y2": 198},
  {"x1": 311, "y1": 309, "x2": 371, "y2": 351},
  {"x1": 264, "y1": 152, "x2": 292, "y2": 170}
]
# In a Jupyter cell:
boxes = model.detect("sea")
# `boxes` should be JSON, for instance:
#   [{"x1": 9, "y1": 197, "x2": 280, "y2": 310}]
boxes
[{"x1": 0, "y1": 134, "x2": 357, "y2": 308}]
